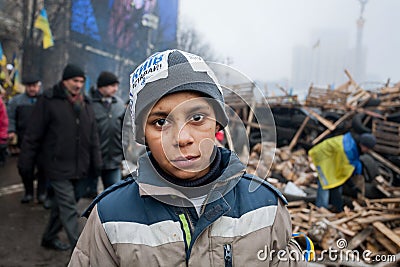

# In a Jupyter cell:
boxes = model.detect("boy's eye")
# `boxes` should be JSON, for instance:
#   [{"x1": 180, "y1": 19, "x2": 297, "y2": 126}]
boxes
[
  {"x1": 191, "y1": 114, "x2": 205, "y2": 122},
  {"x1": 154, "y1": 118, "x2": 168, "y2": 127}
]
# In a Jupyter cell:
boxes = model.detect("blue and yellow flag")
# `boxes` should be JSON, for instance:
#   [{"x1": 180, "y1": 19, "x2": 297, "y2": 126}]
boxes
[
  {"x1": 11, "y1": 54, "x2": 23, "y2": 93},
  {"x1": 0, "y1": 42, "x2": 7, "y2": 67},
  {"x1": 34, "y1": 8, "x2": 54, "y2": 49}
]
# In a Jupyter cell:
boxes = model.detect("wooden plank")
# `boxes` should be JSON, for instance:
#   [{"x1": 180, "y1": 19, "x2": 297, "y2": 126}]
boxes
[
  {"x1": 374, "y1": 145, "x2": 400, "y2": 155},
  {"x1": 373, "y1": 222, "x2": 400, "y2": 248},
  {"x1": 303, "y1": 107, "x2": 335, "y2": 131},
  {"x1": 377, "y1": 184, "x2": 393, "y2": 197},
  {"x1": 347, "y1": 227, "x2": 373, "y2": 250},
  {"x1": 368, "y1": 198, "x2": 400, "y2": 204},
  {"x1": 369, "y1": 150, "x2": 400, "y2": 175},
  {"x1": 312, "y1": 111, "x2": 356, "y2": 145},
  {"x1": 355, "y1": 214, "x2": 400, "y2": 224},
  {"x1": 289, "y1": 116, "x2": 310, "y2": 151},
  {"x1": 322, "y1": 218, "x2": 356, "y2": 237},
  {"x1": 331, "y1": 212, "x2": 362, "y2": 225},
  {"x1": 375, "y1": 232, "x2": 399, "y2": 255},
  {"x1": 287, "y1": 200, "x2": 307, "y2": 207},
  {"x1": 245, "y1": 100, "x2": 256, "y2": 137}
]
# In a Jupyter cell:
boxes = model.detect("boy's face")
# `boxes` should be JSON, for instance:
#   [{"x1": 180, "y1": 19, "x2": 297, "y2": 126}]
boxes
[{"x1": 145, "y1": 91, "x2": 218, "y2": 180}]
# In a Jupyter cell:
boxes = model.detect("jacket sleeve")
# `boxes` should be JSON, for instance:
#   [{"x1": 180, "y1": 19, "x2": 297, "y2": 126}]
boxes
[
  {"x1": 270, "y1": 199, "x2": 308, "y2": 266},
  {"x1": 68, "y1": 205, "x2": 119, "y2": 267},
  {"x1": 0, "y1": 98, "x2": 8, "y2": 143},
  {"x1": 17, "y1": 95, "x2": 47, "y2": 172},
  {"x1": 6, "y1": 96, "x2": 16, "y2": 133},
  {"x1": 90, "y1": 110, "x2": 102, "y2": 175}
]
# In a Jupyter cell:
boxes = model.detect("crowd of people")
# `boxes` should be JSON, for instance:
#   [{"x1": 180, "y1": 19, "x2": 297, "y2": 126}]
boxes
[{"x1": 1, "y1": 64, "x2": 125, "y2": 252}]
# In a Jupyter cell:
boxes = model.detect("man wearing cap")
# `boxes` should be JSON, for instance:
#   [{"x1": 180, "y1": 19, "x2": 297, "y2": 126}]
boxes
[
  {"x1": 7, "y1": 75, "x2": 47, "y2": 203},
  {"x1": 18, "y1": 64, "x2": 102, "y2": 251},
  {"x1": 309, "y1": 132, "x2": 377, "y2": 212},
  {"x1": 85, "y1": 71, "x2": 125, "y2": 197}
]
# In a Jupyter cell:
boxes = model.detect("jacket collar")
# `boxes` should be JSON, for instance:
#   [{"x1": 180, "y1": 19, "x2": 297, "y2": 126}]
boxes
[
  {"x1": 136, "y1": 147, "x2": 246, "y2": 206},
  {"x1": 90, "y1": 88, "x2": 117, "y2": 103},
  {"x1": 51, "y1": 82, "x2": 90, "y2": 102}
]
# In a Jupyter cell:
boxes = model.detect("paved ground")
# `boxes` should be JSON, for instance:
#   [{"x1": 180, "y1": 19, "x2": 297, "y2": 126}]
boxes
[{"x1": 0, "y1": 156, "x2": 91, "y2": 267}]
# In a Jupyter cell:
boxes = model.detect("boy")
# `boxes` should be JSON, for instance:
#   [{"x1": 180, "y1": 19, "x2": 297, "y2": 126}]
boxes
[{"x1": 69, "y1": 50, "x2": 307, "y2": 266}]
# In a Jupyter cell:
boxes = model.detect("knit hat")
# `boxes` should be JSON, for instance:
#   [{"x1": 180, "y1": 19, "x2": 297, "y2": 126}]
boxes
[
  {"x1": 62, "y1": 64, "x2": 85, "y2": 80},
  {"x1": 359, "y1": 133, "x2": 376, "y2": 149},
  {"x1": 97, "y1": 71, "x2": 119, "y2": 87},
  {"x1": 22, "y1": 74, "x2": 40, "y2": 85},
  {"x1": 129, "y1": 49, "x2": 228, "y2": 144}
]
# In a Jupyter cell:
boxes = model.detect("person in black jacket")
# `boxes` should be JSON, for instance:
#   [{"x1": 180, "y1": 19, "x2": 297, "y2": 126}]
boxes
[
  {"x1": 18, "y1": 64, "x2": 102, "y2": 251},
  {"x1": 85, "y1": 71, "x2": 125, "y2": 197},
  {"x1": 7, "y1": 75, "x2": 47, "y2": 203}
]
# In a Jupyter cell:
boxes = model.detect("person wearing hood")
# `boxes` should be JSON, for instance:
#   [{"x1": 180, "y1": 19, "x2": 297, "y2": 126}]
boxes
[{"x1": 309, "y1": 132, "x2": 376, "y2": 212}]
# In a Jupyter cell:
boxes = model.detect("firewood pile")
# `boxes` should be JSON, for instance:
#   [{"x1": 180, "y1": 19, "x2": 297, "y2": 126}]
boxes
[
  {"x1": 246, "y1": 142, "x2": 316, "y2": 188},
  {"x1": 287, "y1": 199, "x2": 400, "y2": 265},
  {"x1": 245, "y1": 141, "x2": 400, "y2": 264}
]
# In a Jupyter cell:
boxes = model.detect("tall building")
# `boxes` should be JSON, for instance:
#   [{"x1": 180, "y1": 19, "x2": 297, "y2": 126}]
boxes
[{"x1": 291, "y1": 29, "x2": 366, "y2": 96}]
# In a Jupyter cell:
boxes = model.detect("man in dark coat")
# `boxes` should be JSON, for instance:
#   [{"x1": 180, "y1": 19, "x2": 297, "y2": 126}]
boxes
[
  {"x1": 85, "y1": 71, "x2": 125, "y2": 197},
  {"x1": 7, "y1": 75, "x2": 46, "y2": 203},
  {"x1": 18, "y1": 64, "x2": 102, "y2": 251}
]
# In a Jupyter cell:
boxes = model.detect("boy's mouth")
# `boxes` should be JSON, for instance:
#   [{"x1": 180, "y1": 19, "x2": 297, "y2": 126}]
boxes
[{"x1": 171, "y1": 155, "x2": 201, "y2": 169}]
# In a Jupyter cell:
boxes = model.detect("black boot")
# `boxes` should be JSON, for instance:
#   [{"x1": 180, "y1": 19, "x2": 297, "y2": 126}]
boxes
[{"x1": 21, "y1": 194, "x2": 33, "y2": 204}]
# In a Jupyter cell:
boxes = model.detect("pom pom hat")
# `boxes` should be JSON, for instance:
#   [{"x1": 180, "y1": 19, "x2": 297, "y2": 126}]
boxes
[{"x1": 129, "y1": 49, "x2": 228, "y2": 144}]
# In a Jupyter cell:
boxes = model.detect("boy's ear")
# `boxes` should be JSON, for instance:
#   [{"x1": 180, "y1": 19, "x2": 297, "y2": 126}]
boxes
[{"x1": 215, "y1": 124, "x2": 221, "y2": 133}]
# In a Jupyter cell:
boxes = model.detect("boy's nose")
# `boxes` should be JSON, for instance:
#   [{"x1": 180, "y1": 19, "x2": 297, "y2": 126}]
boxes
[{"x1": 173, "y1": 124, "x2": 194, "y2": 147}]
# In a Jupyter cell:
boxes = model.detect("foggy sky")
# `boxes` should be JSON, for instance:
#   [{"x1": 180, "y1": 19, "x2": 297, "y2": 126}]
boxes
[{"x1": 179, "y1": 0, "x2": 400, "y2": 87}]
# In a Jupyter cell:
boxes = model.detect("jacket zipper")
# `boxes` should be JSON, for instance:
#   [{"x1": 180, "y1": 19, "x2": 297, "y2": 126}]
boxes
[
  {"x1": 224, "y1": 243, "x2": 232, "y2": 267},
  {"x1": 75, "y1": 117, "x2": 80, "y2": 178}
]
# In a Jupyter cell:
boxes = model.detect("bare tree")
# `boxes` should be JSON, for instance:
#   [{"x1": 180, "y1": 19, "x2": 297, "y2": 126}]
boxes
[{"x1": 177, "y1": 18, "x2": 221, "y2": 62}]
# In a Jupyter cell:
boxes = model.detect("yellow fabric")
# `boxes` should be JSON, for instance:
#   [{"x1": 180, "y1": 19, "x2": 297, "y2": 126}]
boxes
[
  {"x1": 309, "y1": 135, "x2": 355, "y2": 190},
  {"x1": 34, "y1": 8, "x2": 54, "y2": 49}
]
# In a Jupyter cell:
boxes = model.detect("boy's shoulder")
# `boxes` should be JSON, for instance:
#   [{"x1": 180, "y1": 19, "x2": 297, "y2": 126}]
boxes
[
  {"x1": 82, "y1": 176, "x2": 138, "y2": 218},
  {"x1": 239, "y1": 173, "x2": 288, "y2": 205}
]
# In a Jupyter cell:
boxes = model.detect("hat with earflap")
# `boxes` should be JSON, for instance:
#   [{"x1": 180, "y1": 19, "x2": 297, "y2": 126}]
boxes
[{"x1": 129, "y1": 49, "x2": 228, "y2": 145}]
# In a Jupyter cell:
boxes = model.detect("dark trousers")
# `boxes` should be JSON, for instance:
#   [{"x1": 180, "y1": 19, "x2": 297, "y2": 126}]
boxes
[
  {"x1": 21, "y1": 166, "x2": 47, "y2": 197},
  {"x1": 42, "y1": 178, "x2": 86, "y2": 248}
]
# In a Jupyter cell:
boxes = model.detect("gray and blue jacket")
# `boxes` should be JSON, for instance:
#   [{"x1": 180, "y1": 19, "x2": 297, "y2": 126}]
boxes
[{"x1": 69, "y1": 147, "x2": 307, "y2": 266}]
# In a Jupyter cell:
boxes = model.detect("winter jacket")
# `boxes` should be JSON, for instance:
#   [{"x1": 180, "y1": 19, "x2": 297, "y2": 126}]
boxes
[
  {"x1": 0, "y1": 98, "x2": 8, "y2": 144},
  {"x1": 6, "y1": 92, "x2": 40, "y2": 145},
  {"x1": 69, "y1": 147, "x2": 307, "y2": 266},
  {"x1": 90, "y1": 89, "x2": 125, "y2": 170},
  {"x1": 308, "y1": 132, "x2": 362, "y2": 190},
  {"x1": 18, "y1": 82, "x2": 102, "y2": 180}
]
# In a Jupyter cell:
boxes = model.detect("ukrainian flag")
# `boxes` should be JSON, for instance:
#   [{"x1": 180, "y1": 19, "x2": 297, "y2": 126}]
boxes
[
  {"x1": 34, "y1": 8, "x2": 54, "y2": 49},
  {"x1": 0, "y1": 42, "x2": 6, "y2": 67}
]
